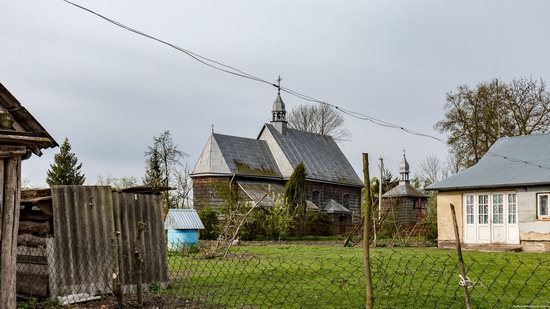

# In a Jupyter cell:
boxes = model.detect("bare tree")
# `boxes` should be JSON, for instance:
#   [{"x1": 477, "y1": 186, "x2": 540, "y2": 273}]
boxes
[
  {"x1": 444, "y1": 152, "x2": 462, "y2": 177},
  {"x1": 144, "y1": 131, "x2": 189, "y2": 211},
  {"x1": 97, "y1": 175, "x2": 138, "y2": 190},
  {"x1": 173, "y1": 163, "x2": 193, "y2": 207},
  {"x1": 436, "y1": 77, "x2": 550, "y2": 169},
  {"x1": 287, "y1": 104, "x2": 351, "y2": 142},
  {"x1": 417, "y1": 154, "x2": 443, "y2": 187}
]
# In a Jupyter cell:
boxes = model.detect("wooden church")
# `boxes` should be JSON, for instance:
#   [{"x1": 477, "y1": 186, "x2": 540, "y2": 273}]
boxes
[{"x1": 191, "y1": 91, "x2": 364, "y2": 229}]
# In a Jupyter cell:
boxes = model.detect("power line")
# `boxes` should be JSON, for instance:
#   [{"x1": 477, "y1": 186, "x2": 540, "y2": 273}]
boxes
[
  {"x1": 487, "y1": 152, "x2": 550, "y2": 171},
  {"x1": 60, "y1": 0, "x2": 446, "y2": 144}
]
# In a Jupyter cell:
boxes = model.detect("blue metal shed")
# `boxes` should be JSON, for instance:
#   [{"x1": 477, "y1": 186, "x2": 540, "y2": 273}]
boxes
[{"x1": 164, "y1": 209, "x2": 204, "y2": 249}]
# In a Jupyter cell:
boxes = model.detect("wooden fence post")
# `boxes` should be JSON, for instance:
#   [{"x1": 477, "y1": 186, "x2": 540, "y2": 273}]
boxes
[
  {"x1": 450, "y1": 203, "x2": 472, "y2": 309},
  {"x1": 0, "y1": 149, "x2": 24, "y2": 309},
  {"x1": 111, "y1": 230, "x2": 124, "y2": 308},
  {"x1": 363, "y1": 153, "x2": 373, "y2": 309}
]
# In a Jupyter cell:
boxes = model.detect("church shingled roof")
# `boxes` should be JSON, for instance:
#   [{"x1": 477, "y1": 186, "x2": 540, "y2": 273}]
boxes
[
  {"x1": 191, "y1": 133, "x2": 281, "y2": 177},
  {"x1": 191, "y1": 94, "x2": 362, "y2": 188},
  {"x1": 262, "y1": 124, "x2": 363, "y2": 186}
]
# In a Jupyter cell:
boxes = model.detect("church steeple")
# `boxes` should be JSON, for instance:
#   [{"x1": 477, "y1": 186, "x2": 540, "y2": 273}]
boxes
[
  {"x1": 399, "y1": 149, "x2": 410, "y2": 184},
  {"x1": 271, "y1": 76, "x2": 287, "y2": 135}
]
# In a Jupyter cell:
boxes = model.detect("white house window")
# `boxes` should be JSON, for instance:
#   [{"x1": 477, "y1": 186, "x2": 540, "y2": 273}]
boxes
[
  {"x1": 478, "y1": 195, "x2": 489, "y2": 224},
  {"x1": 492, "y1": 194, "x2": 503, "y2": 224},
  {"x1": 538, "y1": 194, "x2": 550, "y2": 219},
  {"x1": 508, "y1": 194, "x2": 517, "y2": 224},
  {"x1": 466, "y1": 195, "x2": 475, "y2": 224}
]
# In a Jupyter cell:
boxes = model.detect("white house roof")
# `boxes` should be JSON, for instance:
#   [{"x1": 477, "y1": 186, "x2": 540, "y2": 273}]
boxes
[
  {"x1": 164, "y1": 209, "x2": 204, "y2": 230},
  {"x1": 428, "y1": 133, "x2": 550, "y2": 191}
]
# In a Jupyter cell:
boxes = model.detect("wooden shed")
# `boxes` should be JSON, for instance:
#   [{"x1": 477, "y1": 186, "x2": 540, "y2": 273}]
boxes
[
  {"x1": 16, "y1": 185, "x2": 168, "y2": 304},
  {"x1": 0, "y1": 82, "x2": 58, "y2": 308}
]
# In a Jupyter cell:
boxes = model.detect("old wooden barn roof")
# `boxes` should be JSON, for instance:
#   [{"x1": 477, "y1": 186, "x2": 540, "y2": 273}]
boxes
[{"x1": 0, "y1": 83, "x2": 57, "y2": 154}]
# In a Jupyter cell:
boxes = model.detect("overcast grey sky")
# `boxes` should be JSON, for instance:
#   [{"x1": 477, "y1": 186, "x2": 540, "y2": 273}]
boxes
[{"x1": 1, "y1": 1, "x2": 549, "y2": 187}]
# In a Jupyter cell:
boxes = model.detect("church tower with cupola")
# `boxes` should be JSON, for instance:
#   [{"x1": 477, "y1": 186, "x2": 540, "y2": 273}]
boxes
[{"x1": 270, "y1": 77, "x2": 287, "y2": 135}]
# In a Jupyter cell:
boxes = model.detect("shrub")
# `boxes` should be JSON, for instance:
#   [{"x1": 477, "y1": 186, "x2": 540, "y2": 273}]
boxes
[
  {"x1": 266, "y1": 196, "x2": 293, "y2": 240},
  {"x1": 199, "y1": 207, "x2": 219, "y2": 240},
  {"x1": 240, "y1": 209, "x2": 268, "y2": 240},
  {"x1": 306, "y1": 211, "x2": 332, "y2": 236}
]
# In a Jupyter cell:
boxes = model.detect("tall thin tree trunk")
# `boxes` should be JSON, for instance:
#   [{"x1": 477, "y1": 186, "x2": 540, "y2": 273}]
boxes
[{"x1": 363, "y1": 153, "x2": 373, "y2": 309}]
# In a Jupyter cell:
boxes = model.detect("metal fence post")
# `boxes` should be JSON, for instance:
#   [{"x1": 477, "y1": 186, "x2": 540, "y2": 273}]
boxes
[
  {"x1": 363, "y1": 153, "x2": 373, "y2": 309},
  {"x1": 450, "y1": 203, "x2": 472, "y2": 309}
]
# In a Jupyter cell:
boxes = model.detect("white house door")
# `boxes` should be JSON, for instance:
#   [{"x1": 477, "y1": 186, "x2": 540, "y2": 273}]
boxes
[
  {"x1": 463, "y1": 192, "x2": 519, "y2": 245},
  {"x1": 491, "y1": 194, "x2": 506, "y2": 243},
  {"x1": 506, "y1": 193, "x2": 520, "y2": 244},
  {"x1": 464, "y1": 195, "x2": 477, "y2": 243},
  {"x1": 477, "y1": 194, "x2": 491, "y2": 243}
]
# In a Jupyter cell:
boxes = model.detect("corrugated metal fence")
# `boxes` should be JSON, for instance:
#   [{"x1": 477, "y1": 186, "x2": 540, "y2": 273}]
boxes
[
  {"x1": 113, "y1": 191, "x2": 168, "y2": 292},
  {"x1": 46, "y1": 186, "x2": 167, "y2": 300}
]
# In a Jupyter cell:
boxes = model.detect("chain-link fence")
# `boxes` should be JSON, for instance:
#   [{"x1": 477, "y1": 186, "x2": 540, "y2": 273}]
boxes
[{"x1": 15, "y1": 239, "x2": 550, "y2": 308}]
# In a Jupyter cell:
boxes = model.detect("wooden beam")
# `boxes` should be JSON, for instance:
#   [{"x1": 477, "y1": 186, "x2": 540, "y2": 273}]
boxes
[
  {"x1": 17, "y1": 234, "x2": 47, "y2": 247},
  {"x1": 19, "y1": 221, "x2": 50, "y2": 234},
  {"x1": 19, "y1": 209, "x2": 51, "y2": 222},
  {"x1": 0, "y1": 134, "x2": 53, "y2": 146},
  {"x1": 0, "y1": 156, "x2": 22, "y2": 309}
]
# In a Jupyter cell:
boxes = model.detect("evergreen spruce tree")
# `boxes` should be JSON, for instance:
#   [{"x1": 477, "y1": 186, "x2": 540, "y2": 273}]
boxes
[
  {"x1": 284, "y1": 163, "x2": 307, "y2": 232},
  {"x1": 46, "y1": 138, "x2": 85, "y2": 186},
  {"x1": 143, "y1": 148, "x2": 163, "y2": 187}
]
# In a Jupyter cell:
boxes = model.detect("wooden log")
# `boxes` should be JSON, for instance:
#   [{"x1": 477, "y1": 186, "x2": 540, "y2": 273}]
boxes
[
  {"x1": 16, "y1": 272, "x2": 48, "y2": 297},
  {"x1": 19, "y1": 209, "x2": 51, "y2": 222},
  {"x1": 0, "y1": 159, "x2": 4, "y2": 302},
  {"x1": 21, "y1": 188, "x2": 52, "y2": 200},
  {"x1": 18, "y1": 234, "x2": 48, "y2": 247},
  {"x1": 18, "y1": 221, "x2": 50, "y2": 234},
  {"x1": 0, "y1": 156, "x2": 22, "y2": 309}
]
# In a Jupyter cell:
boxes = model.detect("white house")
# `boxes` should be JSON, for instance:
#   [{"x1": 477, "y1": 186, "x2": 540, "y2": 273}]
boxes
[{"x1": 428, "y1": 133, "x2": 550, "y2": 252}]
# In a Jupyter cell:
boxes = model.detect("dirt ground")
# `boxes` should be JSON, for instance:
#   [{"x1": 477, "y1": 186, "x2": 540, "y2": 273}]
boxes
[{"x1": 71, "y1": 295, "x2": 212, "y2": 309}]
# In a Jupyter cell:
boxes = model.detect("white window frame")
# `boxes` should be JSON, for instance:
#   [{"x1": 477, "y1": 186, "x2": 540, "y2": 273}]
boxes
[
  {"x1": 507, "y1": 193, "x2": 517, "y2": 224},
  {"x1": 537, "y1": 193, "x2": 550, "y2": 220},
  {"x1": 492, "y1": 193, "x2": 504, "y2": 224},
  {"x1": 478, "y1": 194, "x2": 489, "y2": 225},
  {"x1": 465, "y1": 195, "x2": 475, "y2": 225}
]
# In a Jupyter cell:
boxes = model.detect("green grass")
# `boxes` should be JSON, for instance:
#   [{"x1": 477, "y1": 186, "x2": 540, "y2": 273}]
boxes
[{"x1": 163, "y1": 244, "x2": 550, "y2": 308}]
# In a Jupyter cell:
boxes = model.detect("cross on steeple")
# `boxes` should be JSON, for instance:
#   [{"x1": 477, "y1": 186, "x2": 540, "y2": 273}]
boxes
[
  {"x1": 400, "y1": 149, "x2": 410, "y2": 183},
  {"x1": 276, "y1": 75, "x2": 282, "y2": 95}
]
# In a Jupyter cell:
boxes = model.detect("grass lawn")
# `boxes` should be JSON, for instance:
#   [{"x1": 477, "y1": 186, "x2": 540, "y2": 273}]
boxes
[{"x1": 163, "y1": 244, "x2": 550, "y2": 308}]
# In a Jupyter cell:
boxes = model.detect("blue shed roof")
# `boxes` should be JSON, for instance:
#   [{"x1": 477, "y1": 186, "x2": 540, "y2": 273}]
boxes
[{"x1": 164, "y1": 209, "x2": 204, "y2": 230}]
